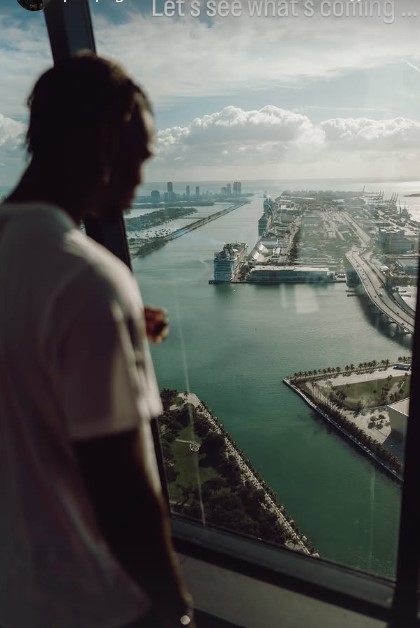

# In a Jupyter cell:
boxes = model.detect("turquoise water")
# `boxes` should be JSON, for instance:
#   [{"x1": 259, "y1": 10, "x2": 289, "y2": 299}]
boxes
[{"x1": 133, "y1": 183, "x2": 412, "y2": 579}]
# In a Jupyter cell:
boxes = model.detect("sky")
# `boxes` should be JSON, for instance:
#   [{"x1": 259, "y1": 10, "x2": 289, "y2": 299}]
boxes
[{"x1": 1, "y1": 0, "x2": 420, "y2": 187}]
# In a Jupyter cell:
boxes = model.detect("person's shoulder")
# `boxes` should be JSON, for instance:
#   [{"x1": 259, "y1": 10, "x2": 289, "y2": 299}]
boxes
[
  {"x1": 0, "y1": 201, "x2": 74, "y2": 242},
  {"x1": 1, "y1": 201, "x2": 141, "y2": 312},
  {"x1": 73, "y1": 232, "x2": 137, "y2": 293},
  {"x1": 61, "y1": 229, "x2": 143, "y2": 317}
]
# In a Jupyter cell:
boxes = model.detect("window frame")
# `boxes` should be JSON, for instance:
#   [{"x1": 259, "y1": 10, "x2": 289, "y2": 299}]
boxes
[{"x1": 43, "y1": 2, "x2": 420, "y2": 626}]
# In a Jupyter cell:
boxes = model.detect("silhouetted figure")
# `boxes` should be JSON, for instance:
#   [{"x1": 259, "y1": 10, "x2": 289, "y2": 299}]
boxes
[
  {"x1": 18, "y1": 0, "x2": 49, "y2": 11},
  {"x1": 0, "y1": 54, "x2": 194, "y2": 628}
]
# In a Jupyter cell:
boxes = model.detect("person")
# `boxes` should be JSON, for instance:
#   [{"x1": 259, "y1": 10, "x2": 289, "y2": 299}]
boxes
[
  {"x1": 0, "y1": 54, "x2": 195, "y2": 628},
  {"x1": 17, "y1": 0, "x2": 49, "y2": 11}
]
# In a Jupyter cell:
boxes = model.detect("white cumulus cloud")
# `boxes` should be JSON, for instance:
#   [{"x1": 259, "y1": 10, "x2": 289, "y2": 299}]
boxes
[
  {"x1": 322, "y1": 117, "x2": 420, "y2": 149},
  {"x1": 0, "y1": 114, "x2": 25, "y2": 149},
  {"x1": 157, "y1": 105, "x2": 322, "y2": 159},
  {"x1": 148, "y1": 106, "x2": 420, "y2": 180},
  {"x1": 0, "y1": 114, "x2": 26, "y2": 187}
]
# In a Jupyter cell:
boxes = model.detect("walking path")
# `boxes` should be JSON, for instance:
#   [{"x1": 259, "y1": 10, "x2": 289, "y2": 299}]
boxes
[{"x1": 284, "y1": 379, "x2": 402, "y2": 482}]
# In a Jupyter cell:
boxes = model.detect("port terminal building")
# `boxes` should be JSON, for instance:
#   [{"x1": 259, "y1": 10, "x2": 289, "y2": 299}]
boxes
[
  {"x1": 387, "y1": 397, "x2": 410, "y2": 441},
  {"x1": 247, "y1": 266, "x2": 332, "y2": 284}
]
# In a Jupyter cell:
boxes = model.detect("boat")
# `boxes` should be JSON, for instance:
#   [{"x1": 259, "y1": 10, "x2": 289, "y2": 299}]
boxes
[{"x1": 213, "y1": 243, "x2": 247, "y2": 283}]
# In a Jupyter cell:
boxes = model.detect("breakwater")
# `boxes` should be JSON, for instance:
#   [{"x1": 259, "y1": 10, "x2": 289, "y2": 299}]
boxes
[
  {"x1": 132, "y1": 201, "x2": 248, "y2": 257},
  {"x1": 161, "y1": 390, "x2": 315, "y2": 556},
  {"x1": 192, "y1": 394, "x2": 315, "y2": 555}
]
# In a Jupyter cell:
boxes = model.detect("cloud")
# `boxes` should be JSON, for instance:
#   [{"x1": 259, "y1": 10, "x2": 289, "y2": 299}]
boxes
[
  {"x1": 154, "y1": 105, "x2": 325, "y2": 178},
  {"x1": 160, "y1": 106, "x2": 320, "y2": 146},
  {"x1": 321, "y1": 117, "x2": 420, "y2": 149},
  {"x1": 157, "y1": 106, "x2": 420, "y2": 161},
  {"x1": 93, "y1": 4, "x2": 420, "y2": 107},
  {"x1": 2, "y1": 3, "x2": 420, "y2": 183},
  {"x1": 2, "y1": 2, "x2": 420, "y2": 120},
  {"x1": 0, "y1": 114, "x2": 26, "y2": 187},
  {"x1": 2, "y1": 102, "x2": 420, "y2": 184},
  {"x1": 0, "y1": 114, "x2": 25, "y2": 149},
  {"x1": 0, "y1": 13, "x2": 52, "y2": 118},
  {"x1": 149, "y1": 105, "x2": 420, "y2": 179}
]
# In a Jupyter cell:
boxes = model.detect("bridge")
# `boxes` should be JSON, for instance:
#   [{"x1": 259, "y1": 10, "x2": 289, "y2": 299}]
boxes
[{"x1": 346, "y1": 250, "x2": 415, "y2": 335}]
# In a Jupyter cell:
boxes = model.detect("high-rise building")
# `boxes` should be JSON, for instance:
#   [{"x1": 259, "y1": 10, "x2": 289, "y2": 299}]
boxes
[
  {"x1": 186, "y1": 185, "x2": 190, "y2": 198},
  {"x1": 167, "y1": 182, "x2": 175, "y2": 202},
  {"x1": 195, "y1": 186, "x2": 200, "y2": 198},
  {"x1": 227, "y1": 183, "x2": 232, "y2": 196},
  {"x1": 233, "y1": 181, "x2": 242, "y2": 195},
  {"x1": 151, "y1": 190, "x2": 160, "y2": 204}
]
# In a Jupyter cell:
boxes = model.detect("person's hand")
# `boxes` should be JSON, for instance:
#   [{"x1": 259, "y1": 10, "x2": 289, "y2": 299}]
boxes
[{"x1": 144, "y1": 306, "x2": 169, "y2": 343}]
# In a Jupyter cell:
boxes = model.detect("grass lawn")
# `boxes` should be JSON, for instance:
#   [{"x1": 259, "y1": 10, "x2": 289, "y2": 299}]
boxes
[
  {"x1": 168, "y1": 427, "x2": 219, "y2": 502},
  {"x1": 333, "y1": 375, "x2": 410, "y2": 409}
]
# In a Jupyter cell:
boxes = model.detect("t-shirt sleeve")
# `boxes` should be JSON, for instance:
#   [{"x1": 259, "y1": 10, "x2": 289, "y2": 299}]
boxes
[{"x1": 42, "y1": 267, "x2": 163, "y2": 442}]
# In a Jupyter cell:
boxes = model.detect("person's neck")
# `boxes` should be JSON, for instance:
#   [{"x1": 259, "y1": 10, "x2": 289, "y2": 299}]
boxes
[{"x1": 5, "y1": 161, "x2": 97, "y2": 225}]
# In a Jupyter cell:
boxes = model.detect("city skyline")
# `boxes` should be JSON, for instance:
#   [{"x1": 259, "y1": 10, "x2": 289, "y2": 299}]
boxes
[{"x1": 2, "y1": 1, "x2": 420, "y2": 186}]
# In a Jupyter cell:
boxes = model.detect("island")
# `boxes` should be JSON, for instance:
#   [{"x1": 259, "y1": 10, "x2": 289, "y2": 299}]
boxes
[
  {"x1": 284, "y1": 358, "x2": 411, "y2": 482},
  {"x1": 158, "y1": 389, "x2": 316, "y2": 556}
]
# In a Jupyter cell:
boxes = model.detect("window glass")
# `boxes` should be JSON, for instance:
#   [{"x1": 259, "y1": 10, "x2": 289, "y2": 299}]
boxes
[
  {"x1": 0, "y1": 4, "x2": 52, "y2": 197},
  {"x1": 92, "y1": 1, "x2": 420, "y2": 578}
]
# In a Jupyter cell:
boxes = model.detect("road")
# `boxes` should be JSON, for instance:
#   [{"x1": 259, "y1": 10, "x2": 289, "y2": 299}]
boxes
[{"x1": 346, "y1": 250, "x2": 415, "y2": 334}]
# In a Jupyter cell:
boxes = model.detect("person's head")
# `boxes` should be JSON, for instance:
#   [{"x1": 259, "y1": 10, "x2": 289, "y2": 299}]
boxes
[
  {"x1": 25, "y1": 53, "x2": 154, "y2": 219},
  {"x1": 18, "y1": 0, "x2": 48, "y2": 10}
]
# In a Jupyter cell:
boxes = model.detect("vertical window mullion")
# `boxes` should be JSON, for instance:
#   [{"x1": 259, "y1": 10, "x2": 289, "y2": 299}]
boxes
[
  {"x1": 44, "y1": 0, "x2": 132, "y2": 269},
  {"x1": 389, "y1": 266, "x2": 420, "y2": 628}
]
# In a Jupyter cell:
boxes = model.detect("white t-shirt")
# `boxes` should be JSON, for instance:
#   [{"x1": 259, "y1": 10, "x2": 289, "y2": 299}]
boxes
[{"x1": 0, "y1": 203, "x2": 163, "y2": 628}]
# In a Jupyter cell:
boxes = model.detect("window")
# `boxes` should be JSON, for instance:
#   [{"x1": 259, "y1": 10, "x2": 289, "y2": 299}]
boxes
[
  {"x1": 13, "y1": 1, "x2": 420, "y2": 624},
  {"x1": 0, "y1": 3, "x2": 52, "y2": 196},
  {"x1": 90, "y1": 0, "x2": 420, "y2": 584}
]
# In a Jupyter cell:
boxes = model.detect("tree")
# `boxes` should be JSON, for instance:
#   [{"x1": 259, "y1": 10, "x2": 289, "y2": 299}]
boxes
[
  {"x1": 355, "y1": 400, "x2": 364, "y2": 413},
  {"x1": 174, "y1": 406, "x2": 193, "y2": 428},
  {"x1": 160, "y1": 388, "x2": 178, "y2": 410},
  {"x1": 201, "y1": 432, "x2": 226, "y2": 466}
]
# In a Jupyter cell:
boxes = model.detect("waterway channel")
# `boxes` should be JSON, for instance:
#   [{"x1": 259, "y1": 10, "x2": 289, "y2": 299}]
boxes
[{"x1": 132, "y1": 184, "x2": 411, "y2": 579}]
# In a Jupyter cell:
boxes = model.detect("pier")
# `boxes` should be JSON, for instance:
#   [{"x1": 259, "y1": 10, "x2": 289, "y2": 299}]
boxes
[{"x1": 132, "y1": 200, "x2": 248, "y2": 257}]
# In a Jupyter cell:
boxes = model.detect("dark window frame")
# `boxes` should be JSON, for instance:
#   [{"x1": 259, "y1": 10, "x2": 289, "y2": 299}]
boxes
[{"x1": 43, "y1": 2, "x2": 420, "y2": 626}]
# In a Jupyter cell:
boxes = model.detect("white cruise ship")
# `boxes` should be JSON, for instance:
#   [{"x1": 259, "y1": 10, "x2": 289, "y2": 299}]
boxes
[{"x1": 213, "y1": 243, "x2": 247, "y2": 282}]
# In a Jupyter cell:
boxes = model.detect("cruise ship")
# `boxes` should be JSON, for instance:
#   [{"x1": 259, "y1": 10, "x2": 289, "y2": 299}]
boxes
[{"x1": 213, "y1": 243, "x2": 248, "y2": 283}]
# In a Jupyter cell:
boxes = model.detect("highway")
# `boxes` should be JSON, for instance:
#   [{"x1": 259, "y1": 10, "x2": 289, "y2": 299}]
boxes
[
  {"x1": 346, "y1": 250, "x2": 415, "y2": 334},
  {"x1": 342, "y1": 213, "x2": 371, "y2": 247}
]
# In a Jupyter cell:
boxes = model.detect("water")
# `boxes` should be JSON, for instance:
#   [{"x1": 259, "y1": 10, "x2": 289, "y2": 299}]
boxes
[{"x1": 132, "y1": 181, "x2": 412, "y2": 579}]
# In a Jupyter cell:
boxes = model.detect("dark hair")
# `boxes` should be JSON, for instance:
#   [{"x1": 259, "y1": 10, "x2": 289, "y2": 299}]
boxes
[{"x1": 26, "y1": 53, "x2": 152, "y2": 166}]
